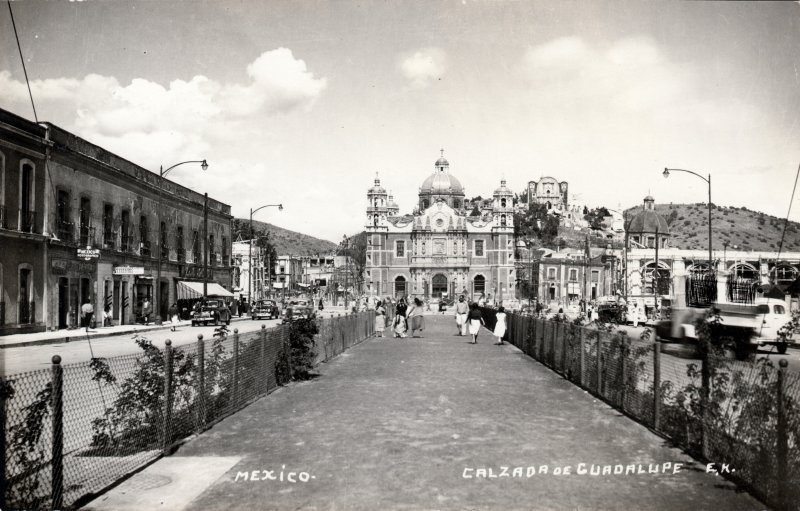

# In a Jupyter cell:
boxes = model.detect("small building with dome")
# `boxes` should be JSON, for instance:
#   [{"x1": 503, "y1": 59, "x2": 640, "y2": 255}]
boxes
[{"x1": 365, "y1": 151, "x2": 515, "y2": 302}]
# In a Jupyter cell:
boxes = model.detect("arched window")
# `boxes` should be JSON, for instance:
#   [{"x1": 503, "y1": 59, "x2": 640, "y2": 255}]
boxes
[
  {"x1": 771, "y1": 265, "x2": 798, "y2": 286},
  {"x1": 729, "y1": 263, "x2": 758, "y2": 280},
  {"x1": 501, "y1": 198, "x2": 506, "y2": 208},
  {"x1": 373, "y1": 214, "x2": 379, "y2": 226},
  {"x1": 473, "y1": 274, "x2": 486, "y2": 295},
  {"x1": 500, "y1": 215, "x2": 507, "y2": 226},
  {"x1": 19, "y1": 161, "x2": 35, "y2": 232},
  {"x1": 422, "y1": 199, "x2": 429, "y2": 209},
  {"x1": 18, "y1": 263, "x2": 34, "y2": 324},
  {"x1": 394, "y1": 276, "x2": 407, "y2": 298},
  {"x1": 432, "y1": 274, "x2": 447, "y2": 298}
]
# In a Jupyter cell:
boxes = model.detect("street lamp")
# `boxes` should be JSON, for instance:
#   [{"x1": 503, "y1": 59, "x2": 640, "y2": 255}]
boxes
[
  {"x1": 663, "y1": 168, "x2": 712, "y2": 273},
  {"x1": 605, "y1": 207, "x2": 629, "y2": 302},
  {"x1": 249, "y1": 203, "x2": 283, "y2": 307},
  {"x1": 154, "y1": 159, "x2": 208, "y2": 324},
  {"x1": 342, "y1": 235, "x2": 350, "y2": 310}
]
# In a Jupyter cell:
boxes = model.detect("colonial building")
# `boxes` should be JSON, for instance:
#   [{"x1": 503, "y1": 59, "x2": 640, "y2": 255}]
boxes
[
  {"x1": 365, "y1": 152, "x2": 516, "y2": 302},
  {"x1": 527, "y1": 176, "x2": 568, "y2": 212},
  {"x1": 0, "y1": 108, "x2": 233, "y2": 334}
]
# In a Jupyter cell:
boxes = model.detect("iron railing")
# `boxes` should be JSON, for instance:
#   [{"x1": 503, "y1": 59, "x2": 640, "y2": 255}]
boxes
[
  {"x1": 495, "y1": 310, "x2": 800, "y2": 511},
  {"x1": 19, "y1": 210, "x2": 37, "y2": 234},
  {"x1": 78, "y1": 225, "x2": 95, "y2": 247},
  {"x1": 102, "y1": 230, "x2": 116, "y2": 250},
  {"x1": 140, "y1": 241, "x2": 151, "y2": 258},
  {"x1": 177, "y1": 247, "x2": 186, "y2": 263},
  {"x1": 1, "y1": 311, "x2": 376, "y2": 510},
  {"x1": 686, "y1": 272, "x2": 718, "y2": 307}
]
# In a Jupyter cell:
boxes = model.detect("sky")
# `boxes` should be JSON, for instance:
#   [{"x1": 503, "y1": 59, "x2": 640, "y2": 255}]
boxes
[{"x1": 1, "y1": 0, "x2": 799, "y2": 244}]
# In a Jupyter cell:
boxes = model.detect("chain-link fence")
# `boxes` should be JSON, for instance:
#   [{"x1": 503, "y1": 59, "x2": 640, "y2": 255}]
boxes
[
  {"x1": 499, "y1": 310, "x2": 800, "y2": 511},
  {"x1": 2, "y1": 311, "x2": 375, "y2": 510}
]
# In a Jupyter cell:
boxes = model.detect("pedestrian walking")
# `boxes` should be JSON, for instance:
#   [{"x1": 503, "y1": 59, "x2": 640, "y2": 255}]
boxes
[
  {"x1": 468, "y1": 302, "x2": 485, "y2": 344},
  {"x1": 375, "y1": 300, "x2": 386, "y2": 337},
  {"x1": 493, "y1": 306, "x2": 507, "y2": 345},
  {"x1": 454, "y1": 295, "x2": 469, "y2": 336},
  {"x1": 81, "y1": 300, "x2": 94, "y2": 332},
  {"x1": 142, "y1": 298, "x2": 152, "y2": 325},
  {"x1": 319, "y1": 298, "x2": 324, "y2": 311},
  {"x1": 168, "y1": 302, "x2": 179, "y2": 331},
  {"x1": 408, "y1": 297, "x2": 425, "y2": 338},
  {"x1": 393, "y1": 297, "x2": 408, "y2": 338}
]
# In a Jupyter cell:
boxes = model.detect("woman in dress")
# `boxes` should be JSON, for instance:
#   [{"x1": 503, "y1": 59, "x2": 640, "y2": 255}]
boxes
[
  {"x1": 374, "y1": 300, "x2": 386, "y2": 337},
  {"x1": 407, "y1": 297, "x2": 426, "y2": 338},
  {"x1": 394, "y1": 298, "x2": 408, "y2": 338},
  {"x1": 493, "y1": 306, "x2": 507, "y2": 345},
  {"x1": 468, "y1": 302, "x2": 485, "y2": 344}
]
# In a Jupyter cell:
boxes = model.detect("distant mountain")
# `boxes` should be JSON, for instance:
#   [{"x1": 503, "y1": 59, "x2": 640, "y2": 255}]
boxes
[
  {"x1": 624, "y1": 203, "x2": 800, "y2": 253},
  {"x1": 235, "y1": 219, "x2": 339, "y2": 255}
]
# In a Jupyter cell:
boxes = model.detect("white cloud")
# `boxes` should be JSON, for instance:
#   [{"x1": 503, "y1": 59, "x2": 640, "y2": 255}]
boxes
[{"x1": 398, "y1": 48, "x2": 447, "y2": 89}]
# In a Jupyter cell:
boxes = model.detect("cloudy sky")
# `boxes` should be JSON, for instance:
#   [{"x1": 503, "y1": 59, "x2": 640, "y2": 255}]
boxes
[{"x1": 1, "y1": 1, "x2": 799, "y2": 243}]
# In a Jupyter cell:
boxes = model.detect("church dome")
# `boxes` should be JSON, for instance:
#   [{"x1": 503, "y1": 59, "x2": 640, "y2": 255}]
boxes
[
  {"x1": 494, "y1": 178, "x2": 513, "y2": 196},
  {"x1": 628, "y1": 196, "x2": 670, "y2": 234},
  {"x1": 420, "y1": 172, "x2": 464, "y2": 195},
  {"x1": 368, "y1": 177, "x2": 386, "y2": 195}
]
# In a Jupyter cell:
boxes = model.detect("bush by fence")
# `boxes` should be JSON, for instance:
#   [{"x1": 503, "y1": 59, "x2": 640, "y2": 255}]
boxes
[
  {"x1": 492, "y1": 309, "x2": 800, "y2": 511},
  {"x1": 1, "y1": 311, "x2": 375, "y2": 510}
]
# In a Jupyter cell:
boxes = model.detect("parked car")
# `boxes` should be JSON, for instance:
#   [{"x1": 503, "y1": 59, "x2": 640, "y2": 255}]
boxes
[
  {"x1": 251, "y1": 299, "x2": 280, "y2": 320},
  {"x1": 191, "y1": 299, "x2": 232, "y2": 326},
  {"x1": 281, "y1": 304, "x2": 316, "y2": 323}
]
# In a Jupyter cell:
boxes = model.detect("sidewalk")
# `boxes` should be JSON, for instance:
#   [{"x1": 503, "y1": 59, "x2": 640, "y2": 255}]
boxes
[
  {"x1": 0, "y1": 315, "x2": 253, "y2": 349},
  {"x1": 82, "y1": 316, "x2": 762, "y2": 511}
]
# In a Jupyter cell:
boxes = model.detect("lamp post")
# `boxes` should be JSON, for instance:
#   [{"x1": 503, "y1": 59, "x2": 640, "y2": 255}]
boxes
[
  {"x1": 606, "y1": 207, "x2": 629, "y2": 301},
  {"x1": 342, "y1": 235, "x2": 350, "y2": 310},
  {"x1": 663, "y1": 168, "x2": 713, "y2": 273},
  {"x1": 249, "y1": 204, "x2": 283, "y2": 307},
  {"x1": 154, "y1": 159, "x2": 208, "y2": 324}
]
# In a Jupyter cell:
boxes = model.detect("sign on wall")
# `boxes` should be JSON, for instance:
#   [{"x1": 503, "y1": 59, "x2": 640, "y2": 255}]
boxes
[
  {"x1": 113, "y1": 266, "x2": 145, "y2": 275},
  {"x1": 77, "y1": 247, "x2": 101, "y2": 261}
]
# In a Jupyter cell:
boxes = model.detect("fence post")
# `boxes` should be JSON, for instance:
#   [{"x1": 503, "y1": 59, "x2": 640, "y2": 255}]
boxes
[
  {"x1": 596, "y1": 332, "x2": 603, "y2": 396},
  {"x1": 619, "y1": 336, "x2": 627, "y2": 410},
  {"x1": 653, "y1": 341, "x2": 661, "y2": 430},
  {"x1": 776, "y1": 359, "x2": 789, "y2": 511},
  {"x1": 233, "y1": 329, "x2": 239, "y2": 407},
  {"x1": 162, "y1": 340, "x2": 174, "y2": 454},
  {"x1": 550, "y1": 321, "x2": 557, "y2": 367},
  {"x1": 561, "y1": 324, "x2": 568, "y2": 375},
  {"x1": 51, "y1": 355, "x2": 64, "y2": 511},
  {"x1": 260, "y1": 325, "x2": 267, "y2": 391},
  {"x1": 0, "y1": 376, "x2": 6, "y2": 511},
  {"x1": 196, "y1": 334, "x2": 206, "y2": 433},
  {"x1": 284, "y1": 324, "x2": 293, "y2": 382},
  {"x1": 579, "y1": 327, "x2": 585, "y2": 388}
]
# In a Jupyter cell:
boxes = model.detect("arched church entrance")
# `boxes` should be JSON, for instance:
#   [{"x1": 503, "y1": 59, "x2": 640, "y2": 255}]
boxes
[
  {"x1": 394, "y1": 276, "x2": 407, "y2": 299},
  {"x1": 432, "y1": 274, "x2": 448, "y2": 298}
]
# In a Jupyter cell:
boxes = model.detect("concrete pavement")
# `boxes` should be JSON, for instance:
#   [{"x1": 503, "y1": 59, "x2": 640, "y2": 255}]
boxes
[{"x1": 82, "y1": 316, "x2": 763, "y2": 511}]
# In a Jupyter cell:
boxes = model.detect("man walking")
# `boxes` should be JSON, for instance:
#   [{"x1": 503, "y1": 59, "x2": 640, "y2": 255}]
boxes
[
  {"x1": 81, "y1": 300, "x2": 94, "y2": 332},
  {"x1": 454, "y1": 295, "x2": 469, "y2": 336}
]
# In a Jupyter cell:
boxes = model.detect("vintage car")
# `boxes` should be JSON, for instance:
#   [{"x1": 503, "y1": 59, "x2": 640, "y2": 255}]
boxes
[
  {"x1": 191, "y1": 299, "x2": 232, "y2": 326},
  {"x1": 281, "y1": 304, "x2": 316, "y2": 324},
  {"x1": 251, "y1": 299, "x2": 280, "y2": 320}
]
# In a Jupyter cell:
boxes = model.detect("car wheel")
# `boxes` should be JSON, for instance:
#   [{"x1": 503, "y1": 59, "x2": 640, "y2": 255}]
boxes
[
  {"x1": 226, "y1": 318, "x2": 231, "y2": 325},
  {"x1": 191, "y1": 321, "x2": 196, "y2": 326}
]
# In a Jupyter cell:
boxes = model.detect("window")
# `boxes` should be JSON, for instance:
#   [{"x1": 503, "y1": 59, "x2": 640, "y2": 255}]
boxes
[
  {"x1": 79, "y1": 197, "x2": 92, "y2": 246},
  {"x1": 160, "y1": 221, "x2": 169, "y2": 260},
  {"x1": 56, "y1": 189, "x2": 71, "y2": 240},
  {"x1": 473, "y1": 275, "x2": 485, "y2": 295},
  {"x1": 209, "y1": 234, "x2": 215, "y2": 265},
  {"x1": 500, "y1": 215, "x2": 507, "y2": 226},
  {"x1": 222, "y1": 237, "x2": 228, "y2": 266},
  {"x1": 396, "y1": 240, "x2": 405, "y2": 257},
  {"x1": 140, "y1": 215, "x2": 150, "y2": 256},
  {"x1": 19, "y1": 162, "x2": 35, "y2": 232},
  {"x1": 501, "y1": 198, "x2": 507, "y2": 208},
  {"x1": 591, "y1": 270, "x2": 600, "y2": 283},
  {"x1": 121, "y1": 210, "x2": 131, "y2": 251},
  {"x1": 422, "y1": 199, "x2": 429, "y2": 209},
  {"x1": 775, "y1": 305, "x2": 786, "y2": 314},
  {"x1": 176, "y1": 226, "x2": 185, "y2": 262},
  {"x1": 474, "y1": 240, "x2": 485, "y2": 257},
  {"x1": 192, "y1": 230, "x2": 200, "y2": 263},
  {"x1": 547, "y1": 268, "x2": 556, "y2": 280},
  {"x1": 103, "y1": 204, "x2": 114, "y2": 248},
  {"x1": 569, "y1": 269, "x2": 578, "y2": 281}
]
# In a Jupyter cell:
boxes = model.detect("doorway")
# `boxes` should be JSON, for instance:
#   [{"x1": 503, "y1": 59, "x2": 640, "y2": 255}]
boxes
[
  {"x1": 432, "y1": 274, "x2": 447, "y2": 298},
  {"x1": 58, "y1": 277, "x2": 69, "y2": 329}
]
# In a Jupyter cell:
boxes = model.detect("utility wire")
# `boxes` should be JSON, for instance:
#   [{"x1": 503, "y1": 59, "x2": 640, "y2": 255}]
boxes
[{"x1": 7, "y1": 1, "x2": 38, "y2": 123}]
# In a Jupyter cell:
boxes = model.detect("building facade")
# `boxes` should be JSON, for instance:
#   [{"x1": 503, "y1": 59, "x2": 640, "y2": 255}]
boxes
[
  {"x1": 0, "y1": 108, "x2": 233, "y2": 334},
  {"x1": 365, "y1": 152, "x2": 516, "y2": 302},
  {"x1": 527, "y1": 177, "x2": 568, "y2": 212}
]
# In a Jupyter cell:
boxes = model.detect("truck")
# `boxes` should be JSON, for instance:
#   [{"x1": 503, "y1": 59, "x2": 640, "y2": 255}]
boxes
[{"x1": 655, "y1": 297, "x2": 795, "y2": 359}]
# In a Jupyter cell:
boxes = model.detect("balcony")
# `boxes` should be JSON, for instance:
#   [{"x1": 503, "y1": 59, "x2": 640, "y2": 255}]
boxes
[
  {"x1": 120, "y1": 233, "x2": 132, "y2": 253},
  {"x1": 140, "y1": 241, "x2": 152, "y2": 258},
  {"x1": 19, "y1": 210, "x2": 38, "y2": 234},
  {"x1": 103, "y1": 230, "x2": 116, "y2": 250},
  {"x1": 18, "y1": 300, "x2": 35, "y2": 324},
  {"x1": 79, "y1": 225, "x2": 96, "y2": 247},
  {"x1": 56, "y1": 221, "x2": 74, "y2": 243},
  {"x1": 160, "y1": 243, "x2": 170, "y2": 261},
  {"x1": 177, "y1": 247, "x2": 186, "y2": 263}
]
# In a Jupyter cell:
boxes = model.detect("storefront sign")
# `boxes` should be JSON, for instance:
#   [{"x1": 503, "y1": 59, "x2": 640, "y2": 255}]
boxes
[
  {"x1": 51, "y1": 258, "x2": 96, "y2": 275},
  {"x1": 77, "y1": 247, "x2": 101, "y2": 261},
  {"x1": 113, "y1": 266, "x2": 145, "y2": 275},
  {"x1": 179, "y1": 265, "x2": 212, "y2": 279}
]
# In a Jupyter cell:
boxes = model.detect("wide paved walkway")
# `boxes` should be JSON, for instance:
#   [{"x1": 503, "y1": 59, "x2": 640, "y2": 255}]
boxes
[{"x1": 83, "y1": 316, "x2": 762, "y2": 511}]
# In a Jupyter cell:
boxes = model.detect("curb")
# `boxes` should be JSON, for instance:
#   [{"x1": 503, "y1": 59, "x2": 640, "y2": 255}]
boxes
[{"x1": 0, "y1": 316, "x2": 253, "y2": 349}]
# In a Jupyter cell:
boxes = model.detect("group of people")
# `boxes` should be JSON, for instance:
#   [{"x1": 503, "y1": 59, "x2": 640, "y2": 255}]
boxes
[{"x1": 372, "y1": 294, "x2": 507, "y2": 345}]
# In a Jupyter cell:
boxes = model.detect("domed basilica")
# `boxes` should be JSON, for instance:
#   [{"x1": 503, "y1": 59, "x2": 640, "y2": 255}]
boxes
[{"x1": 365, "y1": 151, "x2": 515, "y2": 301}]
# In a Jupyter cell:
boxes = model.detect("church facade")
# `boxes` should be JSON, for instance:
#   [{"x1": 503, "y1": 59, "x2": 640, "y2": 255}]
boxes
[{"x1": 364, "y1": 153, "x2": 516, "y2": 303}]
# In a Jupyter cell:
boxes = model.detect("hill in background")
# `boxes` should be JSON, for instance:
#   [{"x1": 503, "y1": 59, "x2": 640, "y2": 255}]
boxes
[
  {"x1": 236, "y1": 219, "x2": 339, "y2": 255},
  {"x1": 624, "y1": 203, "x2": 800, "y2": 253}
]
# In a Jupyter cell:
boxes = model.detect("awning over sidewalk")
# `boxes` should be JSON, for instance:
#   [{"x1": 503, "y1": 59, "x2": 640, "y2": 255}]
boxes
[{"x1": 176, "y1": 281, "x2": 234, "y2": 300}]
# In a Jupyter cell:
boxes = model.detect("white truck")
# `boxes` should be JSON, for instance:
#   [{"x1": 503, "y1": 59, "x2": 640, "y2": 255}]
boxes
[{"x1": 655, "y1": 297, "x2": 795, "y2": 359}]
